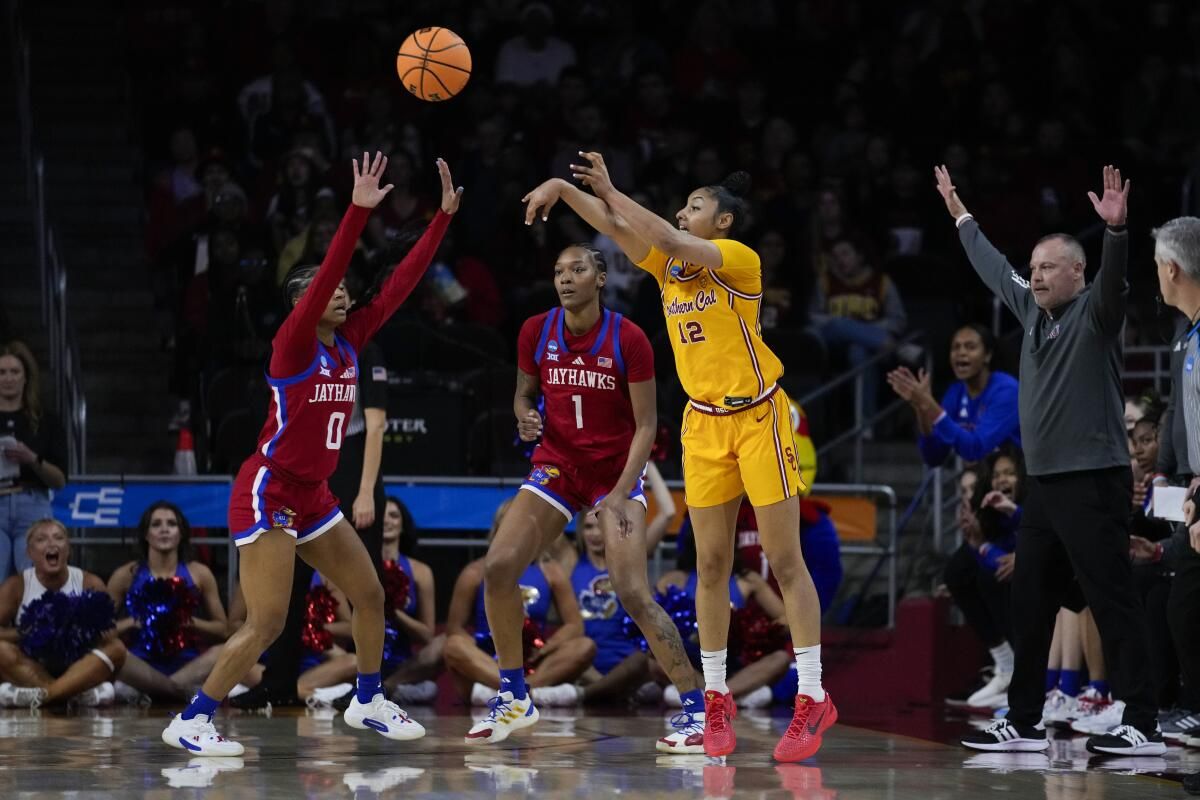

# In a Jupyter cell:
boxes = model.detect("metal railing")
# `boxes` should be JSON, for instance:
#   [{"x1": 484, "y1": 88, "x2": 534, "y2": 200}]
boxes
[
  {"x1": 1124, "y1": 343, "x2": 1174, "y2": 397},
  {"x1": 796, "y1": 330, "x2": 931, "y2": 483},
  {"x1": 8, "y1": 0, "x2": 87, "y2": 472}
]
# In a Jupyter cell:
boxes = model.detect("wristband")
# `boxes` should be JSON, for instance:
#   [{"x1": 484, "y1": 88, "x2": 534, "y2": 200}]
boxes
[
  {"x1": 955, "y1": 212, "x2": 974, "y2": 228},
  {"x1": 1107, "y1": 224, "x2": 1127, "y2": 234}
]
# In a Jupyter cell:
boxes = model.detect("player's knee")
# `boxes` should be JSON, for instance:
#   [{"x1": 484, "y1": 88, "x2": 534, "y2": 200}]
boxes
[
  {"x1": 483, "y1": 549, "x2": 523, "y2": 586},
  {"x1": 695, "y1": 555, "x2": 733, "y2": 588},
  {"x1": 245, "y1": 613, "x2": 287, "y2": 647},
  {"x1": 352, "y1": 575, "x2": 385, "y2": 615},
  {"x1": 770, "y1": 554, "x2": 806, "y2": 588},
  {"x1": 614, "y1": 580, "x2": 654, "y2": 622}
]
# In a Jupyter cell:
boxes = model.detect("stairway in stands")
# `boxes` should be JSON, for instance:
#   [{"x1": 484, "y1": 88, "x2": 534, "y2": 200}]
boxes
[{"x1": 9, "y1": 3, "x2": 170, "y2": 474}]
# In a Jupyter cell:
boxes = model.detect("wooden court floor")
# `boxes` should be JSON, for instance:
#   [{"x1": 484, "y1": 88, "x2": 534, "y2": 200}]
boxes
[{"x1": 0, "y1": 706, "x2": 1195, "y2": 798}]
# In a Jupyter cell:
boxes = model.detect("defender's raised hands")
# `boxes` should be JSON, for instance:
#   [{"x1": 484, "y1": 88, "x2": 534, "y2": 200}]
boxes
[
  {"x1": 1087, "y1": 165, "x2": 1130, "y2": 227},
  {"x1": 933, "y1": 165, "x2": 969, "y2": 220}
]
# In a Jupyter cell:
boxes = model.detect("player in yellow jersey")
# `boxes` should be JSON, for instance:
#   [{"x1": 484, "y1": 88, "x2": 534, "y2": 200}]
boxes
[{"x1": 522, "y1": 152, "x2": 836, "y2": 762}]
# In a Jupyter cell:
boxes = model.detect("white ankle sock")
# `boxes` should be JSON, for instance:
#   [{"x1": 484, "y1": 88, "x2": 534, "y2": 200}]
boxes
[
  {"x1": 700, "y1": 649, "x2": 729, "y2": 694},
  {"x1": 793, "y1": 645, "x2": 826, "y2": 702},
  {"x1": 990, "y1": 642, "x2": 1015, "y2": 675}
]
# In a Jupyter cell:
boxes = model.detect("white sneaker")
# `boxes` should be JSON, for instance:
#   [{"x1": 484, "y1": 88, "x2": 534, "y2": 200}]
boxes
[
  {"x1": 74, "y1": 681, "x2": 115, "y2": 708},
  {"x1": 307, "y1": 683, "x2": 354, "y2": 709},
  {"x1": 470, "y1": 682, "x2": 495, "y2": 707},
  {"x1": 634, "y1": 681, "x2": 663, "y2": 705},
  {"x1": 114, "y1": 681, "x2": 152, "y2": 707},
  {"x1": 663, "y1": 685, "x2": 682, "y2": 708},
  {"x1": 1042, "y1": 688, "x2": 1077, "y2": 726},
  {"x1": 0, "y1": 683, "x2": 47, "y2": 709},
  {"x1": 656, "y1": 710, "x2": 705, "y2": 754},
  {"x1": 343, "y1": 767, "x2": 425, "y2": 792},
  {"x1": 227, "y1": 684, "x2": 251, "y2": 698},
  {"x1": 161, "y1": 756, "x2": 244, "y2": 788},
  {"x1": 1072, "y1": 699, "x2": 1125, "y2": 735},
  {"x1": 162, "y1": 713, "x2": 245, "y2": 756},
  {"x1": 1074, "y1": 686, "x2": 1107, "y2": 717},
  {"x1": 966, "y1": 671, "x2": 1012, "y2": 708},
  {"x1": 737, "y1": 686, "x2": 773, "y2": 709},
  {"x1": 391, "y1": 680, "x2": 438, "y2": 705},
  {"x1": 529, "y1": 683, "x2": 580, "y2": 707},
  {"x1": 343, "y1": 693, "x2": 425, "y2": 741},
  {"x1": 464, "y1": 691, "x2": 539, "y2": 744}
]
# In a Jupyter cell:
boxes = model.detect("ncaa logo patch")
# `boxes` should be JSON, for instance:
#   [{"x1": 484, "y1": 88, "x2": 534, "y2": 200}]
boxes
[
  {"x1": 528, "y1": 465, "x2": 561, "y2": 486},
  {"x1": 547, "y1": 340, "x2": 559, "y2": 353},
  {"x1": 318, "y1": 355, "x2": 332, "y2": 377},
  {"x1": 271, "y1": 507, "x2": 296, "y2": 529}
]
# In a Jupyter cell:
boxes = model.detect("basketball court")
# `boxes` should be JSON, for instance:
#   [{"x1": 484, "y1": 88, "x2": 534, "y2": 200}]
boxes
[{"x1": 2, "y1": 705, "x2": 1193, "y2": 797}]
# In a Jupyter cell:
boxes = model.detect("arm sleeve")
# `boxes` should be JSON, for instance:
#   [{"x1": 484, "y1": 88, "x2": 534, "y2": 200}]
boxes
[
  {"x1": 1088, "y1": 227, "x2": 1129, "y2": 335},
  {"x1": 340, "y1": 211, "x2": 453, "y2": 351},
  {"x1": 957, "y1": 218, "x2": 1033, "y2": 320},
  {"x1": 635, "y1": 246, "x2": 670, "y2": 286},
  {"x1": 878, "y1": 276, "x2": 907, "y2": 336},
  {"x1": 621, "y1": 321, "x2": 655, "y2": 382},
  {"x1": 270, "y1": 204, "x2": 370, "y2": 376},
  {"x1": 358, "y1": 342, "x2": 389, "y2": 410},
  {"x1": 516, "y1": 316, "x2": 542, "y2": 376},
  {"x1": 711, "y1": 239, "x2": 762, "y2": 293},
  {"x1": 930, "y1": 379, "x2": 1020, "y2": 462}
]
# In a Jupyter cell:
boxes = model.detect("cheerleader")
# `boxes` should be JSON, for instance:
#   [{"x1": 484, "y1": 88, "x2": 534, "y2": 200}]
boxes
[
  {"x1": 0, "y1": 519, "x2": 126, "y2": 707},
  {"x1": 106, "y1": 502, "x2": 229, "y2": 702},
  {"x1": 443, "y1": 500, "x2": 594, "y2": 707}
]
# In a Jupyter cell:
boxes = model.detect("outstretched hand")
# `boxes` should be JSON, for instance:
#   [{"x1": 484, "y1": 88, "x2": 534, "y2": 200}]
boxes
[
  {"x1": 351, "y1": 151, "x2": 394, "y2": 209},
  {"x1": 933, "y1": 165, "x2": 968, "y2": 219},
  {"x1": 1087, "y1": 164, "x2": 1130, "y2": 227},
  {"x1": 570, "y1": 151, "x2": 616, "y2": 198},
  {"x1": 437, "y1": 158, "x2": 464, "y2": 214},
  {"x1": 522, "y1": 179, "x2": 563, "y2": 225}
]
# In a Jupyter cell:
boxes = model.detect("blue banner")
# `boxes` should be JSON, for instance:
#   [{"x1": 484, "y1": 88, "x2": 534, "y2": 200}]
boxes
[{"x1": 51, "y1": 480, "x2": 523, "y2": 532}]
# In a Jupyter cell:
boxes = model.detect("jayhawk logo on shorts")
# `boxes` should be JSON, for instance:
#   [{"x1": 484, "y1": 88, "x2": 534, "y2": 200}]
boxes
[
  {"x1": 578, "y1": 574, "x2": 617, "y2": 621},
  {"x1": 528, "y1": 465, "x2": 561, "y2": 486},
  {"x1": 271, "y1": 507, "x2": 296, "y2": 529}
]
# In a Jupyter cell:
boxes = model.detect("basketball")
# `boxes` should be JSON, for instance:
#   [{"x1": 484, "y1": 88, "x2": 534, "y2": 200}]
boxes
[{"x1": 396, "y1": 27, "x2": 472, "y2": 102}]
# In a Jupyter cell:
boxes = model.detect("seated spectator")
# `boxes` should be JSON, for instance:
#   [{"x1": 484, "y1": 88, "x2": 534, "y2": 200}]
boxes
[
  {"x1": 300, "y1": 497, "x2": 442, "y2": 707},
  {"x1": 106, "y1": 502, "x2": 230, "y2": 703},
  {"x1": 266, "y1": 148, "x2": 323, "y2": 255},
  {"x1": 442, "y1": 501, "x2": 594, "y2": 707},
  {"x1": 494, "y1": 3, "x2": 577, "y2": 88},
  {"x1": 363, "y1": 150, "x2": 437, "y2": 252},
  {"x1": 0, "y1": 519, "x2": 126, "y2": 707},
  {"x1": 889, "y1": 323, "x2": 1020, "y2": 466},
  {"x1": 758, "y1": 230, "x2": 803, "y2": 331},
  {"x1": 808, "y1": 235, "x2": 908, "y2": 428},
  {"x1": 0, "y1": 341, "x2": 69, "y2": 583}
]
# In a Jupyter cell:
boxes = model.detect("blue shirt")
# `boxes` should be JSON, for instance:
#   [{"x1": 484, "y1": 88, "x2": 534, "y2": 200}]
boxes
[
  {"x1": 572, "y1": 555, "x2": 636, "y2": 674},
  {"x1": 918, "y1": 371, "x2": 1021, "y2": 465}
]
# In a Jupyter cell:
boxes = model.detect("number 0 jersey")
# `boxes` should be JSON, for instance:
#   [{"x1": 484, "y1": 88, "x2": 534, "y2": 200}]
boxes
[
  {"x1": 517, "y1": 308, "x2": 654, "y2": 469},
  {"x1": 637, "y1": 240, "x2": 784, "y2": 412}
]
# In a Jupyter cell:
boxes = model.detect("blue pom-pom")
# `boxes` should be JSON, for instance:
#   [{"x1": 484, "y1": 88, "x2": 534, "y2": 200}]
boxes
[
  {"x1": 622, "y1": 586, "x2": 701, "y2": 665},
  {"x1": 19, "y1": 591, "x2": 114, "y2": 675}
]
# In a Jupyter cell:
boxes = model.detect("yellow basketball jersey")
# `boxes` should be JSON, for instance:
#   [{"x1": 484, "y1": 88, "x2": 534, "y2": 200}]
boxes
[{"x1": 637, "y1": 239, "x2": 784, "y2": 410}]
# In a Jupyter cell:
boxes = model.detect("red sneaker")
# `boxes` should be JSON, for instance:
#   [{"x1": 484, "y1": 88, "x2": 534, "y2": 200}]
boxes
[
  {"x1": 703, "y1": 690, "x2": 738, "y2": 757},
  {"x1": 774, "y1": 693, "x2": 837, "y2": 762}
]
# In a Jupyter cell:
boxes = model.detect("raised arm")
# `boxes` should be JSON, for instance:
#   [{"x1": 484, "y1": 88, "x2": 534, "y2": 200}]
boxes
[
  {"x1": 270, "y1": 152, "x2": 392, "y2": 376},
  {"x1": 1086, "y1": 165, "x2": 1131, "y2": 335},
  {"x1": 934, "y1": 165, "x2": 1033, "y2": 320},
  {"x1": 571, "y1": 151, "x2": 725, "y2": 268},
  {"x1": 523, "y1": 177, "x2": 651, "y2": 265},
  {"x1": 339, "y1": 159, "x2": 460, "y2": 350}
]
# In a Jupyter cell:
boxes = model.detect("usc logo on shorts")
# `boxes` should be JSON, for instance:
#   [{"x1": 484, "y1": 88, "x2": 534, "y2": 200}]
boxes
[
  {"x1": 528, "y1": 465, "x2": 561, "y2": 486},
  {"x1": 785, "y1": 447, "x2": 798, "y2": 473}
]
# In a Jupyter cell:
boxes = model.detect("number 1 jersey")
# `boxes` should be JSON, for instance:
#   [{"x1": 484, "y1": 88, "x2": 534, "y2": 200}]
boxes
[{"x1": 517, "y1": 308, "x2": 655, "y2": 469}]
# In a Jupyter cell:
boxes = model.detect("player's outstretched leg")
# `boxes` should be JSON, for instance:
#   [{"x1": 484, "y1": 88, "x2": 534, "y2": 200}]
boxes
[
  {"x1": 755, "y1": 496, "x2": 836, "y2": 762},
  {"x1": 163, "y1": 530, "x2": 299, "y2": 756},
  {"x1": 300, "y1": 520, "x2": 425, "y2": 741},
  {"x1": 465, "y1": 491, "x2": 563, "y2": 744}
]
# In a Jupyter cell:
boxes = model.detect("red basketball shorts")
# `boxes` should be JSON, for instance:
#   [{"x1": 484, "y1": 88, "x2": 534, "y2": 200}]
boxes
[
  {"x1": 519, "y1": 460, "x2": 647, "y2": 522},
  {"x1": 228, "y1": 454, "x2": 343, "y2": 547}
]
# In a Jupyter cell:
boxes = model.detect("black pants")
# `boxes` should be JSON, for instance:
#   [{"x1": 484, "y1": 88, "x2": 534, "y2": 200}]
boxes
[
  {"x1": 1169, "y1": 543, "x2": 1200, "y2": 710},
  {"x1": 258, "y1": 433, "x2": 385, "y2": 693},
  {"x1": 1007, "y1": 466, "x2": 1156, "y2": 731},
  {"x1": 944, "y1": 542, "x2": 1011, "y2": 648},
  {"x1": 1134, "y1": 562, "x2": 1178, "y2": 709}
]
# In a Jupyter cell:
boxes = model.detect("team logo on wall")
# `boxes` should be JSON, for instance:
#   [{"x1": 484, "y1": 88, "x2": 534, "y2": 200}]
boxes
[
  {"x1": 578, "y1": 574, "x2": 617, "y2": 620},
  {"x1": 271, "y1": 507, "x2": 296, "y2": 529},
  {"x1": 528, "y1": 465, "x2": 561, "y2": 486}
]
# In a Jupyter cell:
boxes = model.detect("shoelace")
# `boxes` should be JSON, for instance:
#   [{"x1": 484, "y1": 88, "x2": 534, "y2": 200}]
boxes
[
  {"x1": 668, "y1": 712, "x2": 702, "y2": 734},
  {"x1": 377, "y1": 698, "x2": 409, "y2": 722},
  {"x1": 707, "y1": 698, "x2": 729, "y2": 734},
  {"x1": 1108, "y1": 724, "x2": 1147, "y2": 744},
  {"x1": 485, "y1": 695, "x2": 513, "y2": 723},
  {"x1": 984, "y1": 719, "x2": 1012, "y2": 734},
  {"x1": 784, "y1": 702, "x2": 814, "y2": 740}
]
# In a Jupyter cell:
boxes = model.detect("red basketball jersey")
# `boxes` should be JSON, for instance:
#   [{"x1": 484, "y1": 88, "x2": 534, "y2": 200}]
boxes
[
  {"x1": 256, "y1": 334, "x2": 360, "y2": 483},
  {"x1": 517, "y1": 308, "x2": 654, "y2": 468}
]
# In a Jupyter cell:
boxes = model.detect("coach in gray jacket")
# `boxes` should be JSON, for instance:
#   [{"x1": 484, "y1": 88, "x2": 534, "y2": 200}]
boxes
[{"x1": 940, "y1": 165, "x2": 1164, "y2": 758}]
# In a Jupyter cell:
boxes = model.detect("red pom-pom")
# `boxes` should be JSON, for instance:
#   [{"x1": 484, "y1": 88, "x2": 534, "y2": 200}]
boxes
[
  {"x1": 729, "y1": 606, "x2": 789, "y2": 664},
  {"x1": 382, "y1": 560, "x2": 412, "y2": 616},
  {"x1": 521, "y1": 616, "x2": 545, "y2": 676},
  {"x1": 302, "y1": 584, "x2": 339, "y2": 653}
]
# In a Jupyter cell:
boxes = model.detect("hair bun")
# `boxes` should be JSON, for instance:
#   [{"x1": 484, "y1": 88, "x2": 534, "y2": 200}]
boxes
[{"x1": 720, "y1": 171, "x2": 752, "y2": 197}]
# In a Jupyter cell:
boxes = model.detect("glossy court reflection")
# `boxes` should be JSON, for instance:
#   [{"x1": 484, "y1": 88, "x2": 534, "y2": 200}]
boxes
[{"x1": 0, "y1": 707, "x2": 1194, "y2": 798}]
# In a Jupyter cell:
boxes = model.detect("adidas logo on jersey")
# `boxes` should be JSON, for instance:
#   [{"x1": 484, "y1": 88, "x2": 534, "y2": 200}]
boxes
[{"x1": 572, "y1": 356, "x2": 585, "y2": 365}]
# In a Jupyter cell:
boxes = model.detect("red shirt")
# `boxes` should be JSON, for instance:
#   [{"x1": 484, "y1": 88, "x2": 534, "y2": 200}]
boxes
[{"x1": 517, "y1": 308, "x2": 653, "y2": 469}]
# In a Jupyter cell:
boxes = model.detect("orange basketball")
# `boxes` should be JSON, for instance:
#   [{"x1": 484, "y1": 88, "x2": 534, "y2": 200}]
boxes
[{"x1": 396, "y1": 27, "x2": 472, "y2": 102}]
